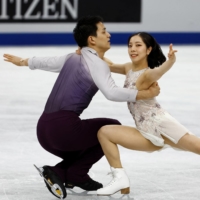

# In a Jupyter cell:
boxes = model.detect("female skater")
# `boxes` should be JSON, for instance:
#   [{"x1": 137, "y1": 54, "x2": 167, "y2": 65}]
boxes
[{"x1": 96, "y1": 32, "x2": 200, "y2": 195}]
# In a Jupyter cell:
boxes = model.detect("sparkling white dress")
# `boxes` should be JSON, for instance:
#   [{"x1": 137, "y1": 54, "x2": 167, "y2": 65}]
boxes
[{"x1": 124, "y1": 68, "x2": 190, "y2": 147}]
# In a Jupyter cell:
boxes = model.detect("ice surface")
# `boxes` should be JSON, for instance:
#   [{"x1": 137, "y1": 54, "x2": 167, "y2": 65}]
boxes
[{"x1": 0, "y1": 46, "x2": 200, "y2": 200}]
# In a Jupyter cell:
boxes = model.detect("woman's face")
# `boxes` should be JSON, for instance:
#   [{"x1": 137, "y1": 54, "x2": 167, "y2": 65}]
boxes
[{"x1": 128, "y1": 35, "x2": 151, "y2": 64}]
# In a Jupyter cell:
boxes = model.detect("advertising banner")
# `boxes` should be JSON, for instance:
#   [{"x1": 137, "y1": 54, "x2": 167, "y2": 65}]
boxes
[
  {"x1": 0, "y1": 0, "x2": 200, "y2": 45},
  {"x1": 0, "y1": 0, "x2": 141, "y2": 23}
]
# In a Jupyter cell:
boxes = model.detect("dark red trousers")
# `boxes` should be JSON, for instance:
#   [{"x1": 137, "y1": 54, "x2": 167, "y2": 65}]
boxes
[{"x1": 37, "y1": 110, "x2": 121, "y2": 183}]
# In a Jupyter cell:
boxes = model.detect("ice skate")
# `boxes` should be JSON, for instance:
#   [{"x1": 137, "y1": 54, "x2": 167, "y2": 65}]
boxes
[
  {"x1": 34, "y1": 164, "x2": 67, "y2": 199},
  {"x1": 97, "y1": 167, "x2": 130, "y2": 196}
]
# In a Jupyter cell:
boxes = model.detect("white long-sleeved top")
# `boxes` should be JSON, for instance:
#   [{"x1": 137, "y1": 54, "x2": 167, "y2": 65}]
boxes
[{"x1": 28, "y1": 47, "x2": 138, "y2": 114}]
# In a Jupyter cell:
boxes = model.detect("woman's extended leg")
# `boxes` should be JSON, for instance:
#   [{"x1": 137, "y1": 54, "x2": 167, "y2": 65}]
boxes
[
  {"x1": 96, "y1": 121, "x2": 200, "y2": 196},
  {"x1": 97, "y1": 125, "x2": 162, "y2": 195},
  {"x1": 164, "y1": 133, "x2": 200, "y2": 154}
]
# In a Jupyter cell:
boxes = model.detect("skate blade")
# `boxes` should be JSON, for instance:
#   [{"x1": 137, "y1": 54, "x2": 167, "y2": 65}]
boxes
[
  {"x1": 33, "y1": 164, "x2": 44, "y2": 177},
  {"x1": 34, "y1": 164, "x2": 64, "y2": 199},
  {"x1": 97, "y1": 187, "x2": 130, "y2": 196},
  {"x1": 34, "y1": 164, "x2": 53, "y2": 188}
]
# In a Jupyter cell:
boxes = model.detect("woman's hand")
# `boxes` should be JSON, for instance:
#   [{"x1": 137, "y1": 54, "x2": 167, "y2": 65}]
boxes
[
  {"x1": 75, "y1": 47, "x2": 81, "y2": 55},
  {"x1": 3, "y1": 54, "x2": 28, "y2": 66},
  {"x1": 168, "y1": 44, "x2": 177, "y2": 62}
]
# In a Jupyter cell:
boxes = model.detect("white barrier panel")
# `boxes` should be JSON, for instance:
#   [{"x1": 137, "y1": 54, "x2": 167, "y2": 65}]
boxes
[{"x1": 0, "y1": 0, "x2": 200, "y2": 45}]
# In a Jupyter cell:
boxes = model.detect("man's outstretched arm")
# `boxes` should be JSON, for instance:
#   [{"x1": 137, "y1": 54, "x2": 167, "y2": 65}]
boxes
[{"x1": 3, "y1": 54, "x2": 69, "y2": 73}]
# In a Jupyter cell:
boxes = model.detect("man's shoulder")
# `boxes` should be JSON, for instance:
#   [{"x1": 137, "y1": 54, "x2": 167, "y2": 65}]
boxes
[
  {"x1": 64, "y1": 53, "x2": 82, "y2": 65},
  {"x1": 66, "y1": 52, "x2": 81, "y2": 60}
]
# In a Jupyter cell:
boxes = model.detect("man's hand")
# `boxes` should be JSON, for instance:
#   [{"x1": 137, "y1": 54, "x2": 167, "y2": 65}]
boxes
[
  {"x1": 3, "y1": 54, "x2": 28, "y2": 66},
  {"x1": 136, "y1": 82, "x2": 160, "y2": 100},
  {"x1": 148, "y1": 82, "x2": 160, "y2": 98}
]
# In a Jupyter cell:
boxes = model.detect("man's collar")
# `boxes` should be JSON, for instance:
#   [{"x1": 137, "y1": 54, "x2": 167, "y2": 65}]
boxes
[{"x1": 82, "y1": 47, "x2": 99, "y2": 57}]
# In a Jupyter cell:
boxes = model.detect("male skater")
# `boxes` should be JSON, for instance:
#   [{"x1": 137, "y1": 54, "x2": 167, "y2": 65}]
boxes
[{"x1": 3, "y1": 16, "x2": 160, "y2": 199}]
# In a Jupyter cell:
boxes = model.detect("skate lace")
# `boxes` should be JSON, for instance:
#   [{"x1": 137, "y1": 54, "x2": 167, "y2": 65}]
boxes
[
  {"x1": 107, "y1": 171, "x2": 114, "y2": 177},
  {"x1": 106, "y1": 171, "x2": 117, "y2": 187}
]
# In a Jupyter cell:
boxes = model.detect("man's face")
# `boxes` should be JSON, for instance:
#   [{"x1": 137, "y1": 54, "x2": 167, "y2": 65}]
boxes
[{"x1": 93, "y1": 22, "x2": 111, "y2": 52}]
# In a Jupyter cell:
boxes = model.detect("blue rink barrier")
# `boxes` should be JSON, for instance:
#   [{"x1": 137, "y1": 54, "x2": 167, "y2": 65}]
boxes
[{"x1": 0, "y1": 32, "x2": 200, "y2": 46}]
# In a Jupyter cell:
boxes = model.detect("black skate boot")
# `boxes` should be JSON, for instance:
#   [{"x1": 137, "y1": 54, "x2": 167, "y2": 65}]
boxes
[
  {"x1": 65, "y1": 178, "x2": 103, "y2": 191},
  {"x1": 34, "y1": 164, "x2": 67, "y2": 199}
]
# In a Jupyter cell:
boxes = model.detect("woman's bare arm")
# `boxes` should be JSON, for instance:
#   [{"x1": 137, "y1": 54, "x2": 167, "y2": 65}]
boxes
[
  {"x1": 103, "y1": 57, "x2": 131, "y2": 75},
  {"x1": 103, "y1": 57, "x2": 160, "y2": 99},
  {"x1": 144, "y1": 44, "x2": 177, "y2": 85}
]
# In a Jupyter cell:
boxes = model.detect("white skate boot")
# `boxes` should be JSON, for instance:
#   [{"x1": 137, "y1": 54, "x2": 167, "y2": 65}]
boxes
[{"x1": 97, "y1": 167, "x2": 130, "y2": 196}]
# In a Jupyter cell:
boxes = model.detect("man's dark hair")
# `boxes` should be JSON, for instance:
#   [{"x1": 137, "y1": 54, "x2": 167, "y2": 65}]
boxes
[{"x1": 73, "y1": 16, "x2": 103, "y2": 48}]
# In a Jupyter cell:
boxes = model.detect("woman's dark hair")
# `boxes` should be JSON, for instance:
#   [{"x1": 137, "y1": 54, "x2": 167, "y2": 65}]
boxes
[
  {"x1": 128, "y1": 32, "x2": 166, "y2": 68},
  {"x1": 73, "y1": 15, "x2": 103, "y2": 48}
]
